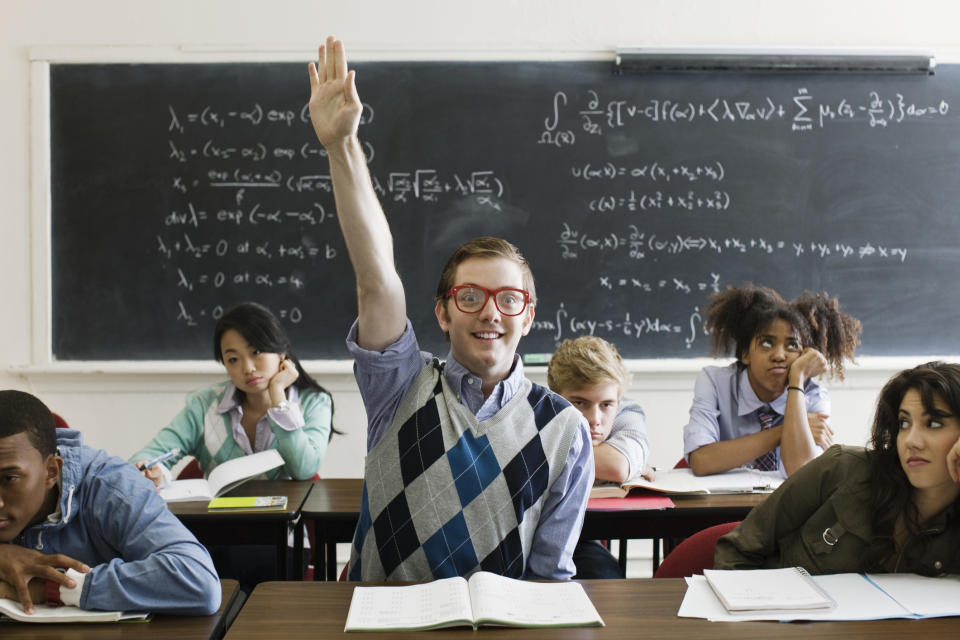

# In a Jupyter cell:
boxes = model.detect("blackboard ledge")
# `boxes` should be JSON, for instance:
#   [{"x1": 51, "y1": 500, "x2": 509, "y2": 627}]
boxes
[{"x1": 13, "y1": 356, "x2": 954, "y2": 376}]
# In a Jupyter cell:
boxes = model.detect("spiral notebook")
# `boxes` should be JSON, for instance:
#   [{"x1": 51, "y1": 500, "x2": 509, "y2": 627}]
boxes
[{"x1": 703, "y1": 567, "x2": 836, "y2": 613}]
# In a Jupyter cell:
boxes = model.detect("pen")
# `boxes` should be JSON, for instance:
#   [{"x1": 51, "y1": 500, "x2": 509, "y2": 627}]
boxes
[{"x1": 140, "y1": 448, "x2": 180, "y2": 470}]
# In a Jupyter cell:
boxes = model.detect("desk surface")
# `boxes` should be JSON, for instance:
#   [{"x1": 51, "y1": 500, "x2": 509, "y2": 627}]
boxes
[
  {"x1": 224, "y1": 579, "x2": 960, "y2": 639},
  {"x1": 169, "y1": 480, "x2": 313, "y2": 521},
  {"x1": 302, "y1": 478, "x2": 764, "y2": 540},
  {"x1": 1, "y1": 579, "x2": 239, "y2": 640}
]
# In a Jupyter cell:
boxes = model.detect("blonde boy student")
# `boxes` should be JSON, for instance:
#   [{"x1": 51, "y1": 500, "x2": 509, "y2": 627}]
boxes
[{"x1": 548, "y1": 336, "x2": 651, "y2": 578}]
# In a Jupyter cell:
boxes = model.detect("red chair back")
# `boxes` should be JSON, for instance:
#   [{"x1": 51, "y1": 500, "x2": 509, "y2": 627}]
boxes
[
  {"x1": 177, "y1": 458, "x2": 205, "y2": 479},
  {"x1": 52, "y1": 413, "x2": 70, "y2": 430},
  {"x1": 653, "y1": 521, "x2": 740, "y2": 578}
]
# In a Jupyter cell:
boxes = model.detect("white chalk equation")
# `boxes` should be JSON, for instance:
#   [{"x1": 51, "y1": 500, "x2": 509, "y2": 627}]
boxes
[
  {"x1": 539, "y1": 87, "x2": 950, "y2": 141},
  {"x1": 167, "y1": 102, "x2": 374, "y2": 132},
  {"x1": 588, "y1": 189, "x2": 731, "y2": 213},
  {"x1": 175, "y1": 267, "x2": 306, "y2": 292},
  {"x1": 162, "y1": 201, "x2": 334, "y2": 227},
  {"x1": 597, "y1": 272, "x2": 721, "y2": 295},
  {"x1": 532, "y1": 302, "x2": 708, "y2": 349},
  {"x1": 176, "y1": 300, "x2": 303, "y2": 327},
  {"x1": 557, "y1": 223, "x2": 909, "y2": 262},
  {"x1": 155, "y1": 233, "x2": 338, "y2": 261},
  {"x1": 571, "y1": 161, "x2": 725, "y2": 183}
]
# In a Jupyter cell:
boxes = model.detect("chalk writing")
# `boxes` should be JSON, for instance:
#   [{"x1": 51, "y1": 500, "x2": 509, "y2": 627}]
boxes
[{"x1": 541, "y1": 88, "x2": 950, "y2": 139}]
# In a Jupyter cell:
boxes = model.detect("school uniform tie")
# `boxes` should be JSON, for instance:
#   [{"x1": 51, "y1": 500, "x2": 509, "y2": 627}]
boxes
[{"x1": 752, "y1": 406, "x2": 779, "y2": 471}]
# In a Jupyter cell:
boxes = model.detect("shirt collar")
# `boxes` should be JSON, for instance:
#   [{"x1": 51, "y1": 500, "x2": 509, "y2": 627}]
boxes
[
  {"x1": 443, "y1": 352, "x2": 525, "y2": 408},
  {"x1": 217, "y1": 382, "x2": 242, "y2": 414},
  {"x1": 736, "y1": 366, "x2": 788, "y2": 416}
]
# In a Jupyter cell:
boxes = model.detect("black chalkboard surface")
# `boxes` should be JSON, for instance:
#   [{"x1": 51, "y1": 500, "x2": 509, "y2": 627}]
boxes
[{"x1": 49, "y1": 61, "x2": 960, "y2": 360}]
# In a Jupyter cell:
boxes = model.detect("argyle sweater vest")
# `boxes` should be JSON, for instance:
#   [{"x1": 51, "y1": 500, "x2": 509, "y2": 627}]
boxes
[{"x1": 349, "y1": 360, "x2": 581, "y2": 581}]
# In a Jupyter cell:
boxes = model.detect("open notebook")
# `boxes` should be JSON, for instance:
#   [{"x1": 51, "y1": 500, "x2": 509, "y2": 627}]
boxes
[
  {"x1": 680, "y1": 571, "x2": 960, "y2": 622},
  {"x1": 0, "y1": 599, "x2": 149, "y2": 624},
  {"x1": 591, "y1": 467, "x2": 783, "y2": 498},
  {"x1": 344, "y1": 571, "x2": 604, "y2": 632},
  {"x1": 160, "y1": 449, "x2": 284, "y2": 502}
]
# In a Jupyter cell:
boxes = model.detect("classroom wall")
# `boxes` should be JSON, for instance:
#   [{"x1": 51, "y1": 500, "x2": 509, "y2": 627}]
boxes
[{"x1": 3, "y1": 0, "x2": 959, "y2": 477}]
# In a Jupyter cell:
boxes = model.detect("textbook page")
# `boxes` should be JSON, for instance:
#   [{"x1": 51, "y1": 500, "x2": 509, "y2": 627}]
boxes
[
  {"x1": 160, "y1": 449, "x2": 284, "y2": 502},
  {"x1": 0, "y1": 599, "x2": 149, "y2": 623},
  {"x1": 468, "y1": 571, "x2": 604, "y2": 628},
  {"x1": 867, "y1": 573, "x2": 960, "y2": 618},
  {"x1": 623, "y1": 468, "x2": 782, "y2": 495},
  {"x1": 344, "y1": 577, "x2": 473, "y2": 631}
]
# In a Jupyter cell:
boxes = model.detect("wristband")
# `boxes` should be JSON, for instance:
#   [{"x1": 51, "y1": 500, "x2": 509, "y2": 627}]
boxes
[
  {"x1": 787, "y1": 385, "x2": 805, "y2": 395},
  {"x1": 45, "y1": 579, "x2": 63, "y2": 606}
]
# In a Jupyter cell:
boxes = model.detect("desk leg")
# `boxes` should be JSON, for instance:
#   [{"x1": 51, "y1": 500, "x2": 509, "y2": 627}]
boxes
[
  {"x1": 326, "y1": 541, "x2": 338, "y2": 581},
  {"x1": 617, "y1": 539, "x2": 628, "y2": 575},
  {"x1": 279, "y1": 524, "x2": 289, "y2": 580},
  {"x1": 292, "y1": 521, "x2": 304, "y2": 581}
]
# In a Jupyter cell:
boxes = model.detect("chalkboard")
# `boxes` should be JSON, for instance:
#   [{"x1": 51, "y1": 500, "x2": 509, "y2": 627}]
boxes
[{"x1": 49, "y1": 61, "x2": 960, "y2": 360}]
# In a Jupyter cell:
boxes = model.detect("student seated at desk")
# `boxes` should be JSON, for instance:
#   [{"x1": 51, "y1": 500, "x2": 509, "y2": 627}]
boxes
[
  {"x1": 307, "y1": 36, "x2": 592, "y2": 581},
  {"x1": 130, "y1": 301, "x2": 334, "y2": 487},
  {"x1": 683, "y1": 284, "x2": 861, "y2": 478},
  {"x1": 715, "y1": 361, "x2": 960, "y2": 574},
  {"x1": 129, "y1": 301, "x2": 334, "y2": 587},
  {"x1": 547, "y1": 336, "x2": 652, "y2": 579},
  {"x1": 0, "y1": 390, "x2": 219, "y2": 615}
]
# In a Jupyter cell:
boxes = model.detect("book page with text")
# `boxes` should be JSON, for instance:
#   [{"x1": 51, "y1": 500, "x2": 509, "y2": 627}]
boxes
[
  {"x1": 467, "y1": 571, "x2": 603, "y2": 627},
  {"x1": 344, "y1": 578, "x2": 473, "y2": 631}
]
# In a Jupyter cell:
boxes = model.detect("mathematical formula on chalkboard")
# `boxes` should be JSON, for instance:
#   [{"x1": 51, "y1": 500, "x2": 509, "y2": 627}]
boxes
[{"x1": 49, "y1": 62, "x2": 960, "y2": 359}]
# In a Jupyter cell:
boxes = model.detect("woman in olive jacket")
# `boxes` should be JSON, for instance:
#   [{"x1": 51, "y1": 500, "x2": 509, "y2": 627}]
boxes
[{"x1": 715, "y1": 361, "x2": 960, "y2": 575}]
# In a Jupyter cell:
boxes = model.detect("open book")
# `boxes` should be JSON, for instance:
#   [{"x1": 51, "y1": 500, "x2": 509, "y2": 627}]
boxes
[
  {"x1": 0, "y1": 599, "x2": 149, "y2": 623},
  {"x1": 680, "y1": 571, "x2": 960, "y2": 622},
  {"x1": 160, "y1": 449, "x2": 285, "y2": 502},
  {"x1": 343, "y1": 571, "x2": 604, "y2": 632},
  {"x1": 590, "y1": 467, "x2": 783, "y2": 498}
]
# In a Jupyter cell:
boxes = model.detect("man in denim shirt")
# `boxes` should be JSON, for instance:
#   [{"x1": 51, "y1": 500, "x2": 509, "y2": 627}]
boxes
[{"x1": 0, "y1": 390, "x2": 219, "y2": 615}]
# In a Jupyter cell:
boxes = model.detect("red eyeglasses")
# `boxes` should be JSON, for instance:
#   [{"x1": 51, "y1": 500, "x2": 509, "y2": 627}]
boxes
[{"x1": 443, "y1": 285, "x2": 531, "y2": 316}]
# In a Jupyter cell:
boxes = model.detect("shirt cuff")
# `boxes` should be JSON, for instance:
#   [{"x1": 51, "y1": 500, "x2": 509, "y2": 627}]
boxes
[
  {"x1": 59, "y1": 568, "x2": 86, "y2": 607},
  {"x1": 267, "y1": 401, "x2": 305, "y2": 431},
  {"x1": 157, "y1": 464, "x2": 173, "y2": 489}
]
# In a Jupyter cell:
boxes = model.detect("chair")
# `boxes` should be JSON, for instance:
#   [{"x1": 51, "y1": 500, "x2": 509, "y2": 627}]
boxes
[
  {"x1": 177, "y1": 458, "x2": 204, "y2": 479},
  {"x1": 653, "y1": 521, "x2": 740, "y2": 578},
  {"x1": 52, "y1": 413, "x2": 70, "y2": 430}
]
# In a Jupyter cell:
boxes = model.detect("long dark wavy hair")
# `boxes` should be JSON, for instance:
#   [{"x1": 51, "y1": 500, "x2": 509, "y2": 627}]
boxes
[
  {"x1": 861, "y1": 361, "x2": 960, "y2": 571},
  {"x1": 705, "y1": 283, "x2": 862, "y2": 379},
  {"x1": 213, "y1": 302, "x2": 338, "y2": 436}
]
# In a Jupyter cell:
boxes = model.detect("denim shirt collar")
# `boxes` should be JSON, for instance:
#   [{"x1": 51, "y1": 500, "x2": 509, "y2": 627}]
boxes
[
  {"x1": 736, "y1": 366, "x2": 788, "y2": 416},
  {"x1": 443, "y1": 352, "x2": 525, "y2": 416}
]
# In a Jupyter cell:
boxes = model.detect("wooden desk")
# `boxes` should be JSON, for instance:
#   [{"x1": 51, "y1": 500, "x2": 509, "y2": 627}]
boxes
[
  {"x1": 581, "y1": 493, "x2": 765, "y2": 539},
  {"x1": 224, "y1": 579, "x2": 960, "y2": 639},
  {"x1": 170, "y1": 480, "x2": 313, "y2": 580},
  {"x1": 302, "y1": 479, "x2": 764, "y2": 580},
  {"x1": 301, "y1": 478, "x2": 362, "y2": 580},
  {"x1": 1, "y1": 579, "x2": 240, "y2": 640}
]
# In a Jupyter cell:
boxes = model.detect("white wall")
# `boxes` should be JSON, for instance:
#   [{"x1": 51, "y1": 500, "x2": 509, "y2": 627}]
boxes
[{"x1": 4, "y1": 0, "x2": 960, "y2": 477}]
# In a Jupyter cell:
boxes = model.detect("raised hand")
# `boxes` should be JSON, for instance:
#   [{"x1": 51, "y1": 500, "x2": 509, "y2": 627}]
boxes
[{"x1": 307, "y1": 36, "x2": 363, "y2": 148}]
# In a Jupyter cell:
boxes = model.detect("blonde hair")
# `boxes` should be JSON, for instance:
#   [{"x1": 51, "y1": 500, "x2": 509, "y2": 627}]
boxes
[{"x1": 547, "y1": 336, "x2": 631, "y2": 396}]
